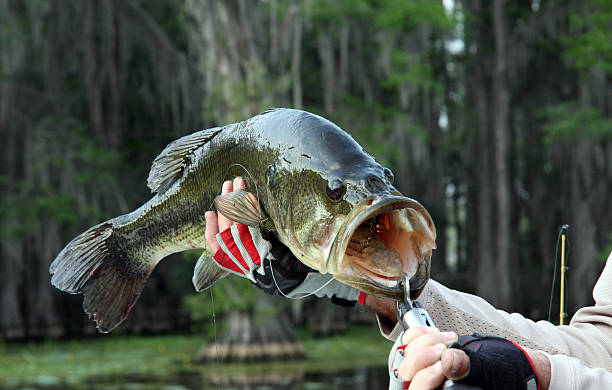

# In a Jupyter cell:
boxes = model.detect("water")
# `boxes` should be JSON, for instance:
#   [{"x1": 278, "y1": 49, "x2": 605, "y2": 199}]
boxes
[
  {"x1": 0, "y1": 327, "x2": 391, "y2": 390},
  {"x1": 1, "y1": 366, "x2": 389, "y2": 390}
]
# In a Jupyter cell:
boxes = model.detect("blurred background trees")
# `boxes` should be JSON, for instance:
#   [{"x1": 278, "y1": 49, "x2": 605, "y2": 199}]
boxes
[{"x1": 1, "y1": 0, "x2": 611, "y2": 340}]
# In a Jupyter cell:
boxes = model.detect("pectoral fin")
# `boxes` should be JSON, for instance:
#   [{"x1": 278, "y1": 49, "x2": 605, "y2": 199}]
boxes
[
  {"x1": 214, "y1": 190, "x2": 265, "y2": 227},
  {"x1": 192, "y1": 251, "x2": 229, "y2": 292}
]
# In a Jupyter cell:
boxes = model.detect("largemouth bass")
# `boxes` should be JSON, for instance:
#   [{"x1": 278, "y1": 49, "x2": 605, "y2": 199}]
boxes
[{"x1": 50, "y1": 108, "x2": 436, "y2": 332}]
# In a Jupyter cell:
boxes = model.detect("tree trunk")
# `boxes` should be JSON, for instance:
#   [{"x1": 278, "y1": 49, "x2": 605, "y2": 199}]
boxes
[
  {"x1": 291, "y1": 2, "x2": 303, "y2": 109},
  {"x1": 318, "y1": 27, "x2": 335, "y2": 114},
  {"x1": 470, "y1": 0, "x2": 495, "y2": 303},
  {"x1": 0, "y1": 235, "x2": 24, "y2": 339},
  {"x1": 197, "y1": 294, "x2": 304, "y2": 363},
  {"x1": 101, "y1": 0, "x2": 120, "y2": 150},
  {"x1": 568, "y1": 139, "x2": 600, "y2": 312},
  {"x1": 492, "y1": 0, "x2": 512, "y2": 309},
  {"x1": 84, "y1": 0, "x2": 104, "y2": 143},
  {"x1": 306, "y1": 299, "x2": 349, "y2": 336}
]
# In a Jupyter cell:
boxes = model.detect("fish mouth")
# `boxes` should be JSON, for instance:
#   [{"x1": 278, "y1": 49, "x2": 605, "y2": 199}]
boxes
[{"x1": 328, "y1": 196, "x2": 436, "y2": 300}]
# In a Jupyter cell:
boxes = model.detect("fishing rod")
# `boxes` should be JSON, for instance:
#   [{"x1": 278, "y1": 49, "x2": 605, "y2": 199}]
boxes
[{"x1": 547, "y1": 224, "x2": 569, "y2": 325}]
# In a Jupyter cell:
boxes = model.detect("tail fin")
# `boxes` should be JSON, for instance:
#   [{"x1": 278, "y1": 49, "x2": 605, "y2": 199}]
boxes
[{"x1": 50, "y1": 222, "x2": 153, "y2": 333}]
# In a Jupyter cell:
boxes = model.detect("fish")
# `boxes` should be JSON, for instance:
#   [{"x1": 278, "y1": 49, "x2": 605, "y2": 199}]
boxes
[{"x1": 49, "y1": 108, "x2": 436, "y2": 333}]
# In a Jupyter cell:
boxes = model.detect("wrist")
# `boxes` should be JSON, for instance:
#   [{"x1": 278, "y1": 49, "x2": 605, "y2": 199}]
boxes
[{"x1": 524, "y1": 348, "x2": 551, "y2": 390}]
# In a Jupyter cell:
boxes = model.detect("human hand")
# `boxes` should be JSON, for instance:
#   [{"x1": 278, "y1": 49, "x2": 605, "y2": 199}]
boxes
[
  {"x1": 390, "y1": 329, "x2": 545, "y2": 390},
  {"x1": 204, "y1": 178, "x2": 363, "y2": 303},
  {"x1": 205, "y1": 177, "x2": 247, "y2": 254},
  {"x1": 391, "y1": 327, "x2": 464, "y2": 389}
]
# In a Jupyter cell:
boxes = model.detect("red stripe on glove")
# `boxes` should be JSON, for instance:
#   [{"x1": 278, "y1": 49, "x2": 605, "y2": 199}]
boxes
[
  {"x1": 213, "y1": 249, "x2": 245, "y2": 275},
  {"x1": 236, "y1": 224, "x2": 262, "y2": 266},
  {"x1": 358, "y1": 292, "x2": 367, "y2": 305},
  {"x1": 507, "y1": 339, "x2": 540, "y2": 390},
  {"x1": 218, "y1": 228, "x2": 250, "y2": 271}
]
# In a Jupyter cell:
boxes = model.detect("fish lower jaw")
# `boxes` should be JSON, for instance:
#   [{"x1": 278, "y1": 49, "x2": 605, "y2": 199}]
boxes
[
  {"x1": 335, "y1": 272, "x2": 402, "y2": 299},
  {"x1": 352, "y1": 262, "x2": 398, "y2": 288}
]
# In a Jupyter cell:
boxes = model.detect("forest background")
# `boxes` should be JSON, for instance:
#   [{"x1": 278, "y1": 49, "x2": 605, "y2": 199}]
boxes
[{"x1": 1, "y1": 0, "x2": 611, "y2": 343}]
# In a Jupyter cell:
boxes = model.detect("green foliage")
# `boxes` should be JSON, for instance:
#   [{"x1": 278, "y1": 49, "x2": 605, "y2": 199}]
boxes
[
  {"x1": 539, "y1": 101, "x2": 612, "y2": 143},
  {"x1": 563, "y1": 0, "x2": 612, "y2": 73},
  {"x1": 385, "y1": 51, "x2": 442, "y2": 92},
  {"x1": 0, "y1": 119, "x2": 121, "y2": 239},
  {"x1": 310, "y1": 0, "x2": 373, "y2": 21},
  {"x1": 374, "y1": 0, "x2": 453, "y2": 30},
  {"x1": 602, "y1": 233, "x2": 612, "y2": 263},
  {"x1": 143, "y1": 0, "x2": 189, "y2": 51}
]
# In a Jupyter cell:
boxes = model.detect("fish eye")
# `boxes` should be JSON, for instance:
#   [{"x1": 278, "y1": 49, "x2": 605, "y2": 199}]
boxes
[
  {"x1": 384, "y1": 168, "x2": 394, "y2": 184},
  {"x1": 326, "y1": 179, "x2": 345, "y2": 202}
]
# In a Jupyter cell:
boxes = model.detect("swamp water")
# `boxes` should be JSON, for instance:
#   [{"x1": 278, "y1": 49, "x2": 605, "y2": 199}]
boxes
[{"x1": 0, "y1": 327, "x2": 390, "y2": 390}]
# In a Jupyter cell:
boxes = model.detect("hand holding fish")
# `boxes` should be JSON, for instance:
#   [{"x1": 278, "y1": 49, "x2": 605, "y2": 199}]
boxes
[
  {"x1": 204, "y1": 177, "x2": 250, "y2": 254},
  {"x1": 206, "y1": 178, "x2": 364, "y2": 302}
]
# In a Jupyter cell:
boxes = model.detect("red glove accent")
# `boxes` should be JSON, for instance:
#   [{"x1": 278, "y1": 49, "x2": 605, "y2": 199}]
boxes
[
  {"x1": 213, "y1": 224, "x2": 271, "y2": 282},
  {"x1": 358, "y1": 291, "x2": 367, "y2": 305}
]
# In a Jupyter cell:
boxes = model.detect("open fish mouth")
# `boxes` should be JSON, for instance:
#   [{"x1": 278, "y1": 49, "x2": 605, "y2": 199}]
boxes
[{"x1": 329, "y1": 196, "x2": 436, "y2": 300}]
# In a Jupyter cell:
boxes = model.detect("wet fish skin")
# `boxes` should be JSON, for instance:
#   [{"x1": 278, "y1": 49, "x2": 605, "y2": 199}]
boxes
[{"x1": 49, "y1": 108, "x2": 435, "y2": 333}]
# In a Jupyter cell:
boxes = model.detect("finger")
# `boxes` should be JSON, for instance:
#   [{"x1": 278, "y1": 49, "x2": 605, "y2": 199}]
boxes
[
  {"x1": 233, "y1": 176, "x2": 246, "y2": 190},
  {"x1": 441, "y1": 348, "x2": 470, "y2": 380},
  {"x1": 246, "y1": 191, "x2": 260, "y2": 211},
  {"x1": 409, "y1": 361, "x2": 445, "y2": 390},
  {"x1": 205, "y1": 211, "x2": 220, "y2": 253},
  {"x1": 405, "y1": 331, "x2": 458, "y2": 351},
  {"x1": 401, "y1": 327, "x2": 440, "y2": 346},
  {"x1": 221, "y1": 179, "x2": 234, "y2": 195},
  {"x1": 398, "y1": 343, "x2": 446, "y2": 382},
  {"x1": 218, "y1": 180, "x2": 234, "y2": 231}
]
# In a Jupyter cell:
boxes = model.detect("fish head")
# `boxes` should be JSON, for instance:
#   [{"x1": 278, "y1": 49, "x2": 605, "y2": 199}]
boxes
[{"x1": 261, "y1": 111, "x2": 436, "y2": 300}]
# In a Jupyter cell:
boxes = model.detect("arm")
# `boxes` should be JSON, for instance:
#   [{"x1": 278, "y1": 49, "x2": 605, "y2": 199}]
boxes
[
  {"x1": 418, "y1": 253, "x2": 612, "y2": 369},
  {"x1": 391, "y1": 254, "x2": 612, "y2": 389},
  {"x1": 544, "y1": 352, "x2": 612, "y2": 390}
]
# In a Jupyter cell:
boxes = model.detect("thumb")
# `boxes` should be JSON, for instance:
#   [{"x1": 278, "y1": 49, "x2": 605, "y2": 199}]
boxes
[{"x1": 441, "y1": 348, "x2": 470, "y2": 380}]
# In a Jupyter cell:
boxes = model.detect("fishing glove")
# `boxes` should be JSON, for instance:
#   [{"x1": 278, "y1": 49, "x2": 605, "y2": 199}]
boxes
[
  {"x1": 450, "y1": 334, "x2": 539, "y2": 390},
  {"x1": 388, "y1": 332, "x2": 537, "y2": 390},
  {"x1": 213, "y1": 223, "x2": 365, "y2": 304}
]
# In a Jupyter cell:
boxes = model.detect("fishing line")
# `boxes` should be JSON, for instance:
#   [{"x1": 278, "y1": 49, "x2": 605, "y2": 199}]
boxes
[
  {"x1": 268, "y1": 256, "x2": 336, "y2": 299},
  {"x1": 227, "y1": 163, "x2": 265, "y2": 220},
  {"x1": 209, "y1": 164, "x2": 261, "y2": 209},
  {"x1": 209, "y1": 289, "x2": 223, "y2": 385}
]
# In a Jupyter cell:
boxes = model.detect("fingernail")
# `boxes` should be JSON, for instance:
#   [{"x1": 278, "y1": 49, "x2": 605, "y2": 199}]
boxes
[
  {"x1": 430, "y1": 343, "x2": 445, "y2": 353},
  {"x1": 451, "y1": 350, "x2": 461, "y2": 375}
]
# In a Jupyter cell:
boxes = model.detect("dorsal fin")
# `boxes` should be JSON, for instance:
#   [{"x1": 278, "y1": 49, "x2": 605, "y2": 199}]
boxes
[{"x1": 147, "y1": 127, "x2": 223, "y2": 193}]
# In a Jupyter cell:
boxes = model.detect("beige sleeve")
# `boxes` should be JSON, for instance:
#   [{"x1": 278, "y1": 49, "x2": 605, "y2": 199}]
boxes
[
  {"x1": 418, "y1": 279, "x2": 566, "y2": 354},
  {"x1": 544, "y1": 352, "x2": 612, "y2": 390},
  {"x1": 381, "y1": 252, "x2": 612, "y2": 381}
]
